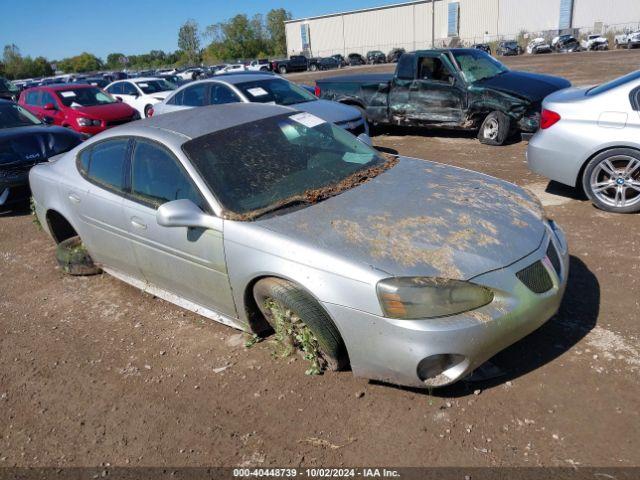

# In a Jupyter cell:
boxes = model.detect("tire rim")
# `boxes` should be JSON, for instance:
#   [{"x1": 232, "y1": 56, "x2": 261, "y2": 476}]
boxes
[
  {"x1": 484, "y1": 118, "x2": 499, "y2": 140},
  {"x1": 590, "y1": 155, "x2": 640, "y2": 209}
]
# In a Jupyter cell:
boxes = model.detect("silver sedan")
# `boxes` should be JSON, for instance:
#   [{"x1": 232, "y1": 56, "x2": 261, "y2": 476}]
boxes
[
  {"x1": 527, "y1": 70, "x2": 640, "y2": 213},
  {"x1": 30, "y1": 103, "x2": 568, "y2": 388}
]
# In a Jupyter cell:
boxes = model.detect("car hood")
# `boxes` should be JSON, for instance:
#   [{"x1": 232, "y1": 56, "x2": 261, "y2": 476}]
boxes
[
  {"x1": 254, "y1": 157, "x2": 546, "y2": 280},
  {"x1": 290, "y1": 99, "x2": 361, "y2": 123},
  {"x1": 0, "y1": 125, "x2": 82, "y2": 166},
  {"x1": 70, "y1": 102, "x2": 135, "y2": 120},
  {"x1": 475, "y1": 71, "x2": 571, "y2": 103}
]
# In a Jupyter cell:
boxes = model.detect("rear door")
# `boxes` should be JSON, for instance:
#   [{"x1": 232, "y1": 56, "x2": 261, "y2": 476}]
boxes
[
  {"x1": 409, "y1": 53, "x2": 465, "y2": 124},
  {"x1": 121, "y1": 137, "x2": 237, "y2": 317}
]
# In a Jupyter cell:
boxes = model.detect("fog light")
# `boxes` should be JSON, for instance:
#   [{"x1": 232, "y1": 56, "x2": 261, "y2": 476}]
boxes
[{"x1": 417, "y1": 354, "x2": 466, "y2": 387}]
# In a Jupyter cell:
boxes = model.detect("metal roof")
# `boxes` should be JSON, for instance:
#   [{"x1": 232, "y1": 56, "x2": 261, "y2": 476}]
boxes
[{"x1": 285, "y1": 0, "x2": 438, "y2": 24}]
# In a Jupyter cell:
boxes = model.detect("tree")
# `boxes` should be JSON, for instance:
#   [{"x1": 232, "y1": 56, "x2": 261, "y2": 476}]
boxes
[
  {"x1": 266, "y1": 8, "x2": 291, "y2": 56},
  {"x1": 106, "y1": 53, "x2": 126, "y2": 69},
  {"x1": 178, "y1": 20, "x2": 201, "y2": 65}
]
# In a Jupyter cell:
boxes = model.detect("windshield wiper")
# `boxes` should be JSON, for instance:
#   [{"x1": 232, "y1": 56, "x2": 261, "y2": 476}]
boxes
[{"x1": 247, "y1": 196, "x2": 312, "y2": 219}]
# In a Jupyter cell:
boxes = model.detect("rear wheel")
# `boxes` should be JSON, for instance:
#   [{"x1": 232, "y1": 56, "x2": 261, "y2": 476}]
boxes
[
  {"x1": 253, "y1": 278, "x2": 348, "y2": 372},
  {"x1": 309, "y1": 64, "x2": 318, "y2": 72},
  {"x1": 56, "y1": 236, "x2": 101, "y2": 276},
  {"x1": 582, "y1": 148, "x2": 640, "y2": 213},
  {"x1": 477, "y1": 111, "x2": 510, "y2": 146},
  {"x1": 144, "y1": 104, "x2": 153, "y2": 118},
  {"x1": 278, "y1": 65, "x2": 287, "y2": 74}
]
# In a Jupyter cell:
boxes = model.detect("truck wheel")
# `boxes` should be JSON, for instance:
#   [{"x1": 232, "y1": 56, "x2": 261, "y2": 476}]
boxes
[
  {"x1": 56, "y1": 236, "x2": 102, "y2": 276},
  {"x1": 582, "y1": 148, "x2": 640, "y2": 214},
  {"x1": 478, "y1": 111, "x2": 510, "y2": 146},
  {"x1": 309, "y1": 64, "x2": 318, "y2": 72},
  {"x1": 253, "y1": 278, "x2": 348, "y2": 372},
  {"x1": 278, "y1": 65, "x2": 287, "y2": 75}
]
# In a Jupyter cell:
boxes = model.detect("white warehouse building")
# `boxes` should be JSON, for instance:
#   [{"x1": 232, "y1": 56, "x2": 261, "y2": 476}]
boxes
[{"x1": 285, "y1": 0, "x2": 640, "y2": 58}]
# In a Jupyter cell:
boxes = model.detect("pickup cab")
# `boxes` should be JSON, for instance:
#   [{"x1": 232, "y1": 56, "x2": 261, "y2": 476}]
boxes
[
  {"x1": 315, "y1": 48, "x2": 570, "y2": 145},
  {"x1": 614, "y1": 31, "x2": 640, "y2": 49},
  {"x1": 271, "y1": 56, "x2": 309, "y2": 75}
]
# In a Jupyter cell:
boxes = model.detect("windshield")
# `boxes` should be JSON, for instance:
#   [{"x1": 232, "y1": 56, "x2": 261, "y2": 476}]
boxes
[
  {"x1": 56, "y1": 87, "x2": 116, "y2": 107},
  {"x1": 182, "y1": 112, "x2": 387, "y2": 218},
  {"x1": 587, "y1": 70, "x2": 640, "y2": 96},
  {"x1": 235, "y1": 78, "x2": 317, "y2": 106},
  {"x1": 0, "y1": 103, "x2": 42, "y2": 128},
  {"x1": 135, "y1": 79, "x2": 175, "y2": 94},
  {"x1": 452, "y1": 50, "x2": 509, "y2": 83}
]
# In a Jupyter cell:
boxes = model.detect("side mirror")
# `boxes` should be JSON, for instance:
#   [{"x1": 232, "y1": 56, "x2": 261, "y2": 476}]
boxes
[
  {"x1": 157, "y1": 199, "x2": 219, "y2": 230},
  {"x1": 378, "y1": 82, "x2": 390, "y2": 93},
  {"x1": 43, "y1": 103, "x2": 56, "y2": 110}
]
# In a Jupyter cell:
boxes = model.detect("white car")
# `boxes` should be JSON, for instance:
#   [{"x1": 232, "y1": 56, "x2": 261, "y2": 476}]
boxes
[
  {"x1": 176, "y1": 68, "x2": 204, "y2": 81},
  {"x1": 105, "y1": 77, "x2": 176, "y2": 118},
  {"x1": 581, "y1": 34, "x2": 609, "y2": 51},
  {"x1": 527, "y1": 38, "x2": 552, "y2": 54},
  {"x1": 215, "y1": 64, "x2": 248, "y2": 75},
  {"x1": 247, "y1": 60, "x2": 271, "y2": 72},
  {"x1": 614, "y1": 31, "x2": 640, "y2": 49}
]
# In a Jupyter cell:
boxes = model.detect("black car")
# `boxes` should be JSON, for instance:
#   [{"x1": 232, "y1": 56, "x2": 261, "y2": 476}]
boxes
[
  {"x1": 0, "y1": 100, "x2": 82, "y2": 207},
  {"x1": 555, "y1": 36, "x2": 581, "y2": 53},
  {"x1": 471, "y1": 43, "x2": 492, "y2": 55},
  {"x1": 347, "y1": 53, "x2": 366, "y2": 66},
  {"x1": 317, "y1": 57, "x2": 340, "y2": 71},
  {"x1": 0, "y1": 77, "x2": 20, "y2": 101},
  {"x1": 366, "y1": 50, "x2": 386, "y2": 64},
  {"x1": 331, "y1": 54, "x2": 347, "y2": 68},
  {"x1": 496, "y1": 41, "x2": 523, "y2": 56},
  {"x1": 387, "y1": 48, "x2": 406, "y2": 63}
]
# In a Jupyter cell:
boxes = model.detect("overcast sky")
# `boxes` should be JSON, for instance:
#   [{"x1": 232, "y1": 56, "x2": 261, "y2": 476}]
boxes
[{"x1": 0, "y1": 0, "x2": 390, "y2": 60}]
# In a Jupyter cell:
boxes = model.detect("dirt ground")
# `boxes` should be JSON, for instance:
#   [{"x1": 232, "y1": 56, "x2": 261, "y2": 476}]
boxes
[{"x1": 1, "y1": 50, "x2": 640, "y2": 470}]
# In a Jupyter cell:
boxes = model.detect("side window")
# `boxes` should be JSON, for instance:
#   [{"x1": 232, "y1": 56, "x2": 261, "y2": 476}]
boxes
[
  {"x1": 41, "y1": 91, "x2": 57, "y2": 107},
  {"x1": 106, "y1": 83, "x2": 121, "y2": 95},
  {"x1": 122, "y1": 82, "x2": 138, "y2": 95},
  {"x1": 418, "y1": 57, "x2": 453, "y2": 83},
  {"x1": 168, "y1": 89, "x2": 184, "y2": 105},
  {"x1": 182, "y1": 84, "x2": 207, "y2": 106},
  {"x1": 209, "y1": 84, "x2": 240, "y2": 105},
  {"x1": 86, "y1": 139, "x2": 129, "y2": 191},
  {"x1": 25, "y1": 90, "x2": 40, "y2": 105},
  {"x1": 130, "y1": 139, "x2": 204, "y2": 209},
  {"x1": 78, "y1": 148, "x2": 91, "y2": 174},
  {"x1": 396, "y1": 55, "x2": 415, "y2": 81}
]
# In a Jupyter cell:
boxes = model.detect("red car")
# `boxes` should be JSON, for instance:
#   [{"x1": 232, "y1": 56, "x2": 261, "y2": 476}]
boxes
[{"x1": 19, "y1": 84, "x2": 139, "y2": 136}]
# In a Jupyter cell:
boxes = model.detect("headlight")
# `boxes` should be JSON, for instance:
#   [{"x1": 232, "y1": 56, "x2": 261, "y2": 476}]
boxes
[
  {"x1": 377, "y1": 277, "x2": 494, "y2": 319},
  {"x1": 77, "y1": 118, "x2": 101, "y2": 126}
]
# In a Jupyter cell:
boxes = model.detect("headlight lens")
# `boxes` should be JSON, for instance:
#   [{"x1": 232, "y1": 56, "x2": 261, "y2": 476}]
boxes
[
  {"x1": 377, "y1": 277, "x2": 494, "y2": 319},
  {"x1": 77, "y1": 118, "x2": 101, "y2": 126}
]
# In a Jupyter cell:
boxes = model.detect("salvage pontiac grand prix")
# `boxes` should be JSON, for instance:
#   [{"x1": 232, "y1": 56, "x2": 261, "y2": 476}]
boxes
[{"x1": 30, "y1": 103, "x2": 568, "y2": 388}]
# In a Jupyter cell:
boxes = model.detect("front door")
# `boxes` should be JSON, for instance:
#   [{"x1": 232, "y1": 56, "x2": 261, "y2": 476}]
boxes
[
  {"x1": 122, "y1": 138, "x2": 237, "y2": 318},
  {"x1": 409, "y1": 54, "x2": 466, "y2": 125}
]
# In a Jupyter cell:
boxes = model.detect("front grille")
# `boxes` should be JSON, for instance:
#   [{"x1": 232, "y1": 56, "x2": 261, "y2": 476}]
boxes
[
  {"x1": 516, "y1": 261, "x2": 553, "y2": 294},
  {"x1": 546, "y1": 242, "x2": 561, "y2": 276}
]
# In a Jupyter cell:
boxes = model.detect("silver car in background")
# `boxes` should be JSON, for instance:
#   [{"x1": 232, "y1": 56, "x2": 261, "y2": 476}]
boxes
[
  {"x1": 152, "y1": 73, "x2": 370, "y2": 143},
  {"x1": 528, "y1": 70, "x2": 640, "y2": 213},
  {"x1": 30, "y1": 104, "x2": 568, "y2": 388}
]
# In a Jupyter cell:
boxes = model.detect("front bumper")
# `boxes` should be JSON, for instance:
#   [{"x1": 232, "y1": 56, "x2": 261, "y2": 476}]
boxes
[{"x1": 324, "y1": 225, "x2": 569, "y2": 388}]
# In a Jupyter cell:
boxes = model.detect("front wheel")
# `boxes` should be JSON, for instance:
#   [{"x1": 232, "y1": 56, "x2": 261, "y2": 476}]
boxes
[
  {"x1": 278, "y1": 65, "x2": 287, "y2": 74},
  {"x1": 144, "y1": 104, "x2": 153, "y2": 118},
  {"x1": 253, "y1": 278, "x2": 348, "y2": 372},
  {"x1": 309, "y1": 64, "x2": 318, "y2": 72},
  {"x1": 477, "y1": 111, "x2": 510, "y2": 146},
  {"x1": 582, "y1": 148, "x2": 640, "y2": 213}
]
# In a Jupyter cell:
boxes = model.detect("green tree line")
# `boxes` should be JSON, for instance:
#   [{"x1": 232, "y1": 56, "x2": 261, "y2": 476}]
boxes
[{"x1": 1, "y1": 8, "x2": 291, "y2": 80}]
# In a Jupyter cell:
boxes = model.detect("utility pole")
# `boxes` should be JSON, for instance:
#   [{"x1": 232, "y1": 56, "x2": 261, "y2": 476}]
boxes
[{"x1": 432, "y1": 0, "x2": 436, "y2": 48}]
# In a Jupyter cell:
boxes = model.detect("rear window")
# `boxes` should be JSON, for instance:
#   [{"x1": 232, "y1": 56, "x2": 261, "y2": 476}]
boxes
[
  {"x1": 587, "y1": 70, "x2": 640, "y2": 96},
  {"x1": 235, "y1": 78, "x2": 316, "y2": 106}
]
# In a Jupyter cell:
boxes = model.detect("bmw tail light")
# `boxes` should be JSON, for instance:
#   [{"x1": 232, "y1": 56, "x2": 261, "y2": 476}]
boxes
[
  {"x1": 540, "y1": 109, "x2": 561, "y2": 129},
  {"x1": 314, "y1": 84, "x2": 321, "y2": 97}
]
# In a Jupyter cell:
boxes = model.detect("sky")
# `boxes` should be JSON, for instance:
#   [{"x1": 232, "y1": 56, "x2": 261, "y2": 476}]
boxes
[{"x1": 0, "y1": 0, "x2": 389, "y2": 60}]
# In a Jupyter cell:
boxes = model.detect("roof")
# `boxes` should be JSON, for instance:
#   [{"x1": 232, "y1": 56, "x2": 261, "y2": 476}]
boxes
[
  {"x1": 133, "y1": 103, "x2": 294, "y2": 140},
  {"x1": 126, "y1": 77, "x2": 162, "y2": 83},
  {"x1": 286, "y1": 0, "x2": 436, "y2": 24},
  {"x1": 34, "y1": 84, "x2": 95, "y2": 91}
]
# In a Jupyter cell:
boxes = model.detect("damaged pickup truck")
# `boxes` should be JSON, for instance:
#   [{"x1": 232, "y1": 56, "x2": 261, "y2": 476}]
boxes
[{"x1": 315, "y1": 48, "x2": 571, "y2": 145}]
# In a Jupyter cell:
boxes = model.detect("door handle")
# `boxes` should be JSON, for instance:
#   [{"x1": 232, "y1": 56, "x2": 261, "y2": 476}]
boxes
[
  {"x1": 67, "y1": 193, "x2": 80, "y2": 203},
  {"x1": 130, "y1": 217, "x2": 147, "y2": 230}
]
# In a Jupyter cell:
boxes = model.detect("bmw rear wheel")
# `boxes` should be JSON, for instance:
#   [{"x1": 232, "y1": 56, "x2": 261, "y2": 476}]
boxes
[{"x1": 583, "y1": 149, "x2": 640, "y2": 213}]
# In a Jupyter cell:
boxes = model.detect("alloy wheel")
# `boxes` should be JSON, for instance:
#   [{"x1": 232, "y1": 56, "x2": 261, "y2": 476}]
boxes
[
  {"x1": 483, "y1": 118, "x2": 499, "y2": 140},
  {"x1": 590, "y1": 155, "x2": 640, "y2": 209}
]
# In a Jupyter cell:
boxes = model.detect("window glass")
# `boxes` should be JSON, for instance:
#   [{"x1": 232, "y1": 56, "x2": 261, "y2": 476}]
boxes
[
  {"x1": 209, "y1": 84, "x2": 241, "y2": 105},
  {"x1": 452, "y1": 50, "x2": 509, "y2": 82},
  {"x1": 131, "y1": 139, "x2": 203, "y2": 209},
  {"x1": 78, "y1": 148, "x2": 90, "y2": 174},
  {"x1": 87, "y1": 139, "x2": 128, "y2": 190},
  {"x1": 168, "y1": 89, "x2": 184, "y2": 105},
  {"x1": 418, "y1": 57, "x2": 454, "y2": 83},
  {"x1": 56, "y1": 87, "x2": 115, "y2": 107},
  {"x1": 25, "y1": 90, "x2": 39, "y2": 105},
  {"x1": 41, "y1": 91, "x2": 57, "y2": 107},
  {"x1": 182, "y1": 84, "x2": 207, "y2": 106},
  {"x1": 182, "y1": 113, "x2": 385, "y2": 217},
  {"x1": 106, "y1": 83, "x2": 122, "y2": 95},
  {"x1": 121, "y1": 82, "x2": 138, "y2": 95},
  {"x1": 134, "y1": 79, "x2": 175, "y2": 94},
  {"x1": 396, "y1": 54, "x2": 415, "y2": 80},
  {"x1": 0, "y1": 103, "x2": 41, "y2": 129},
  {"x1": 235, "y1": 79, "x2": 315, "y2": 106}
]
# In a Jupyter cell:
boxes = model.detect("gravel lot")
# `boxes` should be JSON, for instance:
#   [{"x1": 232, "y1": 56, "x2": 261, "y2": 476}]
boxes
[{"x1": 1, "y1": 49, "x2": 640, "y2": 469}]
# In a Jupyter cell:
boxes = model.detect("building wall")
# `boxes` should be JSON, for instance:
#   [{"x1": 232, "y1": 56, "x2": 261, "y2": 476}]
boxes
[{"x1": 285, "y1": 0, "x2": 640, "y2": 57}]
